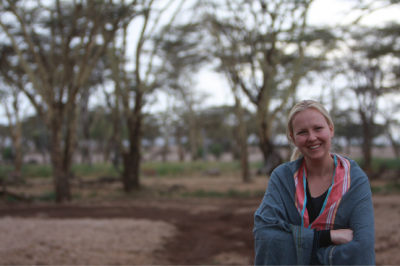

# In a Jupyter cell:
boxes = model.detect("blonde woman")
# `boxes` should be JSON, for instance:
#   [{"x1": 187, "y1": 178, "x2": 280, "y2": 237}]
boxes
[{"x1": 254, "y1": 100, "x2": 375, "y2": 265}]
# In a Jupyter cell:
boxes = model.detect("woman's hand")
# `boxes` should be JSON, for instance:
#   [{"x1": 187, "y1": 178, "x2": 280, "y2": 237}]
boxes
[{"x1": 330, "y1": 229, "x2": 353, "y2": 245}]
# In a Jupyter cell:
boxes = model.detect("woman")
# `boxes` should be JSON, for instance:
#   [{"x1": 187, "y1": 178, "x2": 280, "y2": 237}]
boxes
[{"x1": 253, "y1": 100, "x2": 375, "y2": 265}]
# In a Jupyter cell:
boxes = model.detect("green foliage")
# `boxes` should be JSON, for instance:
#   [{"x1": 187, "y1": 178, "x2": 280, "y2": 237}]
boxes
[
  {"x1": 2, "y1": 146, "x2": 13, "y2": 160},
  {"x1": 196, "y1": 147, "x2": 204, "y2": 159},
  {"x1": 0, "y1": 169, "x2": 7, "y2": 181},
  {"x1": 209, "y1": 143, "x2": 223, "y2": 159}
]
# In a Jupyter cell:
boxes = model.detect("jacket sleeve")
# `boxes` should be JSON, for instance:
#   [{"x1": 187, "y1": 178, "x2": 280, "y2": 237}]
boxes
[
  {"x1": 317, "y1": 177, "x2": 375, "y2": 265},
  {"x1": 254, "y1": 170, "x2": 316, "y2": 265}
]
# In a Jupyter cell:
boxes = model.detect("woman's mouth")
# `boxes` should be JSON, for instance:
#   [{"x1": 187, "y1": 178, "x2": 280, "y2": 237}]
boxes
[{"x1": 308, "y1": 144, "x2": 321, "y2": 150}]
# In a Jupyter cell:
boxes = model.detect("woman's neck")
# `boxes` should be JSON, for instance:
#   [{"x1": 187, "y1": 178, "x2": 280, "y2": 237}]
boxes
[{"x1": 305, "y1": 154, "x2": 335, "y2": 181}]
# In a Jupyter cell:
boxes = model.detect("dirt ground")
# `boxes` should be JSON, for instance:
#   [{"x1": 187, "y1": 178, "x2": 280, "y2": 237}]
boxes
[
  {"x1": 0, "y1": 176, "x2": 399, "y2": 265},
  {"x1": 0, "y1": 195, "x2": 399, "y2": 265}
]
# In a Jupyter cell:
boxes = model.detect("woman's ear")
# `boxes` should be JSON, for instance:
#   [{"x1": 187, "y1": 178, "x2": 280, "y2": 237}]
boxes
[
  {"x1": 290, "y1": 133, "x2": 296, "y2": 146},
  {"x1": 330, "y1": 123, "x2": 334, "y2": 138}
]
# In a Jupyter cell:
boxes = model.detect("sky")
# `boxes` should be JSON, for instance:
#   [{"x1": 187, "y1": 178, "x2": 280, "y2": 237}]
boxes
[
  {"x1": 141, "y1": 0, "x2": 400, "y2": 115},
  {"x1": 1, "y1": 0, "x2": 400, "y2": 124}
]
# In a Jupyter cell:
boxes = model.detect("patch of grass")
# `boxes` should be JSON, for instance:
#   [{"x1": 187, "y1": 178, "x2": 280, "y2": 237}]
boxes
[
  {"x1": 34, "y1": 191, "x2": 57, "y2": 202},
  {"x1": 2, "y1": 194, "x2": 22, "y2": 203},
  {"x1": 141, "y1": 161, "x2": 243, "y2": 177},
  {"x1": 370, "y1": 186, "x2": 383, "y2": 194},
  {"x1": 353, "y1": 157, "x2": 400, "y2": 172},
  {"x1": 87, "y1": 191, "x2": 98, "y2": 198},
  {"x1": 16, "y1": 160, "x2": 265, "y2": 180},
  {"x1": 21, "y1": 165, "x2": 52, "y2": 178},
  {"x1": 370, "y1": 182, "x2": 400, "y2": 194},
  {"x1": 71, "y1": 163, "x2": 119, "y2": 178},
  {"x1": 140, "y1": 160, "x2": 268, "y2": 177},
  {"x1": 250, "y1": 161, "x2": 264, "y2": 169},
  {"x1": 384, "y1": 182, "x2": 400, "y2": 193},
  {"x1": 0, "y1": 165, "x2": 53, "y2": 178}
]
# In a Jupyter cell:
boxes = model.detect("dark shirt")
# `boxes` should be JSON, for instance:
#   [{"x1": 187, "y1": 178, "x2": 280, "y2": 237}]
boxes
[{"x1": 306, "y1": 182, "x2": 332, "y2": 247}]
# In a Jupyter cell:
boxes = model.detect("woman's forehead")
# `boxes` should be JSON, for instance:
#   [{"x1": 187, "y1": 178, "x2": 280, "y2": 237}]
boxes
[{"x1": 292, "y1": 109, "x2": 329, "y2": 126}]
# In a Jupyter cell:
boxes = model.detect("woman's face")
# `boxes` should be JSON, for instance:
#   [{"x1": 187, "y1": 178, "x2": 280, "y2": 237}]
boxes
[{"x1": 290, "y1": 108, "x2": 334, "y2": 162}]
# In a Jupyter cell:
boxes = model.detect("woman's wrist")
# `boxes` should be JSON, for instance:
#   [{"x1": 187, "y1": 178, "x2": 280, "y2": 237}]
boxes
[{"x1": 330, "y1": 229, "x2": 353, "y2": 245}]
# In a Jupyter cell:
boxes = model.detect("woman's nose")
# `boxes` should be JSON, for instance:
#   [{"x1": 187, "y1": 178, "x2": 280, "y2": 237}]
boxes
[{"x1": 308, "y1": 132, "x2": 317, "y2": 141}]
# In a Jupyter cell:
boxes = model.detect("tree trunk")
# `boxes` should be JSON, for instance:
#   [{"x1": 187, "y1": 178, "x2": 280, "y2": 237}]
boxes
[
  {"x1": 49, "y1": 108, "x2": 71, "y2": 202},
  {"x1": 189, "y1": 106, "x2": 197, "y2": 161},
  {"x1": 387, "y1": 133, "x2": 400, "y2": 158},
  {"x1": 11, "y1": 123, "x2": 22, "y2": 176},
  {"x1": 384, "y1": 122, "x2": 399, "y2": 158},
  {"x1": 234, "y1": 92, "x2": 250, "y2": 182},
  {"x1": 79, "y1": 87, "x2": 92, "y2": 165},
  {"x1": 122, "y1": 150, "x2": 140, "y2": 192},
  {"x1": 162, "y1": 128, "x2": 169, "y2": 163},
  {"x1": 360, "y1": 111, "x2": 373, "y2": 173},
  {"x1": 102, "y1": 140, "x2": 111, "y2": 163},
  {"x1": 122, "y1": 97, "x2": 142, "y2": 192},
  {"x1": 175, "y1": 129, "x2": 185, "y2": 162},
  {"x1": 346, "y1": 138, "x2": 351, "y2": 155},
  {"x1": 49, "y1": 104, "x2": 78, "y2": 202},
  {"x1": 256, "y1": 105, "x2": 282, "y2": 175}
]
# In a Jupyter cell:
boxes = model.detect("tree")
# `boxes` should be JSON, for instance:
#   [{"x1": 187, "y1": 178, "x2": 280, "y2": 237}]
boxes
[
  {"x1": 157, "y1": 22, "x2": 210, "y2": 161},
  {"x1": 336, "y1": 23, "x2": 400, "y2": 172},
  {"x1": 22, "y1": 113, "x2": 50, "y2": 164},
  {"x1": 0, "y1": 85, "x2": 24, "y2": 176},
  {"x1": 0, "y1": 43, "x2": 28, "y2": 176},
  {"x1": 345, "y1": 0, "x2": 400, "y2": 25},
  {"x1": 379, "y1": 102, "x2": 400, "y2": 158},
  {"x1": 333, "y1": 108, "x2": 364, "y2": 153},
  {"x1": 106, "y1": 0, "x2": 187, "y2": 192},
  {"x1": 204, "y1": 0, "x2": 337, "y2": 174},
  {"x1": 0, "y1": 0, "x2": 136, "y2": 202},
  {"x1": 232, "y1": 85, "x2": 250, "y2": 181},
  {"x1": 77, "y1": 56, "x2": 110, "y2": 166}
]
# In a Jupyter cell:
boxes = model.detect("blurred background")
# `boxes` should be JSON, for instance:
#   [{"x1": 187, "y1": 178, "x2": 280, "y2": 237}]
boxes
[{"x1": 0, "y1": 0, "x2": 400, "y2": 265}]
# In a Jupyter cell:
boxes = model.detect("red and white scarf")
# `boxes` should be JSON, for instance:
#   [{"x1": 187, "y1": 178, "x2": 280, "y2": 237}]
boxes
[{"x1": 294, "y1": 154, "x2": 351, "y2": 230}]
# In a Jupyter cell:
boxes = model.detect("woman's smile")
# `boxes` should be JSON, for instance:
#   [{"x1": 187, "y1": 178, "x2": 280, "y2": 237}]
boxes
[{"x1": 308, "y1": 144, "x2": 321, "y2": 149}]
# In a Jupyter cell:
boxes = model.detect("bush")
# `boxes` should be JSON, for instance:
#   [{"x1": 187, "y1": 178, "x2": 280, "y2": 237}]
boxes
[
  {"x1": 209, "y1": 144, "x2": 223, "y2": 160},
  {"x1": 2, "y1": 146, "x2": 13, "y2": 160}
]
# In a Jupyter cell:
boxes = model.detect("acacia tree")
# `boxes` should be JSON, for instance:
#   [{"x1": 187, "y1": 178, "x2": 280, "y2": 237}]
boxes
[
  {"x1": 77, "y1": 56, "x2": 110, "y2": 165},
  {"x1": 0, "y1": 85, "x2": 24, "y2": 177},
  {"x1": 0, "y1": 44, "x2": 29, "y2": 177},
  {"x1": 157, "y1": 23, "x2": 210, "y2": 161},
  {"x1": 336, "y1": 24, "x2": 400, "y2": 172},
  {"x1": 380, "y1": 106, "x2": 400, "y2": 158},
  {"x1": 106, "y1": 0, "x2": 187, "y2": 192},
  {"x1": 0, "y1": 0, "x2": 136, "y2": 202},
  {"x1": 203, "y1": 0, "x2": 337, "y2": 173}
]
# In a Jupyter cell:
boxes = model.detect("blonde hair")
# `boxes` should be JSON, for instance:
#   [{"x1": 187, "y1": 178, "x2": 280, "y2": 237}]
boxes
[{"x1": 286, "y1": 100, "x2": 334, "y2": 161}]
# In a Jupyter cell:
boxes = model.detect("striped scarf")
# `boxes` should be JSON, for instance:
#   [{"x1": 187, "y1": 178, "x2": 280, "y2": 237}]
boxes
[{"x1": 294, "y1": 154, "x2": 351, "y2": 230}]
